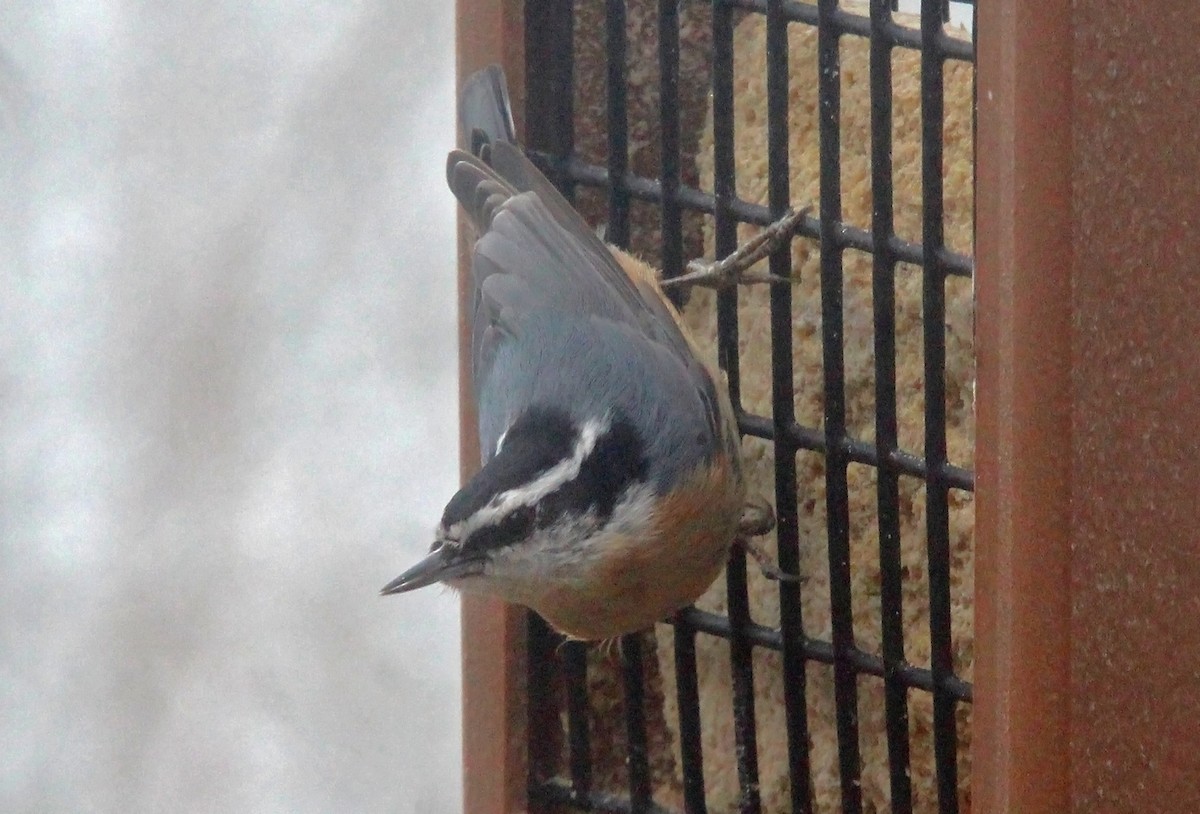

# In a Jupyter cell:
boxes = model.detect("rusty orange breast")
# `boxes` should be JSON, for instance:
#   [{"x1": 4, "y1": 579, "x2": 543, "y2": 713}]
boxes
[{"x1": 529, "y1": 454, "x2": 744, "y2": 641}]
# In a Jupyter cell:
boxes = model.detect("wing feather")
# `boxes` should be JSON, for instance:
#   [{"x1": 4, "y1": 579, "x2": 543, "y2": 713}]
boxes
[{"x1": 447, "y1": 70, "x2": 728, "y2": 480}]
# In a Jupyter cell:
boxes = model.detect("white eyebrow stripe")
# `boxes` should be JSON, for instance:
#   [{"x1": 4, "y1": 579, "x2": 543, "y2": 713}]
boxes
[{"x1": 450, "y1": 414, "x2": 611, "y2": 540}]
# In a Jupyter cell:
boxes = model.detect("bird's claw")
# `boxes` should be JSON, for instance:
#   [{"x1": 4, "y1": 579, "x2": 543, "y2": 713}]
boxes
[
  {"x1": 735, "y1": 498, "x2": 804, "y2": 583},
  {"x1": 663, "y1": 205, "x2": 812, "y2": 291}
]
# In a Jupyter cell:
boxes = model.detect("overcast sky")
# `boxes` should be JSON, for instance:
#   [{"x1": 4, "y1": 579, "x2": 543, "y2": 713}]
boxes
[{"x1": 1, "y1": 4, "x2": 461, "y2": 812}]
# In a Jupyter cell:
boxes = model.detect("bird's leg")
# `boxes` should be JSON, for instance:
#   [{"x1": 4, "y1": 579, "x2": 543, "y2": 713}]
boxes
[
  {"x1": 735, "y1": 497, "x2": 804, "y2": 583},
  {"x1": 662, "y1": 205, "x2": 812, "y2": 291}
]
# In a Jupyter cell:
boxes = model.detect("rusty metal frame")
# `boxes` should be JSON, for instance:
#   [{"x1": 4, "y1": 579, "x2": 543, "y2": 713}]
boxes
[
  {"x1": 972, "y1": 1, "x2": 1072, "y2": 811},
  {"x1": 975, "y1": 1, "x2": 1200, "y2": 811},
  {"x1": 457, "y1": 2, "x2": 528, "y2": 813},
  {"x1": 458, "y1": 0, "x2": 1200, "y2": 811}
]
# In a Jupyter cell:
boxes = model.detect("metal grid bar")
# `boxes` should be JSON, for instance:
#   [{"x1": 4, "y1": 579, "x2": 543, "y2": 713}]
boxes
[
  {"x1": 657, "y1": 0, "x2": 684, "y2": 283},
  {"x1": 919, "y1": 2, "x2": 961, "y2": 811},
  {"x1": 522, "y1": 2, "x2": 976, "y2": 812},
  {"x1": 527, "y1": 614, "x2": 567, "y2": 803},
  {"x1": 606, "y1": 0, "x2": 631, "y2": 248},
  {"x1": 724, "y1": 0, "x2": 973, "y2": 60},
  {"x1": 737, "y1": 416, "x2": 975, "y2": 510},
  {"x1": 564, "y1": 641, "x2": 594, "y2": 801},
  {"x1": 765, "y1": 0, "x2": 815, "y2": 810},
  {"x1": 620, "y1": 637, "x2": 655, "y2": 811},
  {"x1": 671, "y1": 618, "x2": 709, "y2": 814},
  {"x1": 711, "y1": 7, "x2": 764, "y2": 813},
  {"x1": 527, "y1": 153, "x2": 975, "y2": 278},
  {"x1": 869, "y1": 1, "x2": 915, "y2": 811},
  {"x1": 726, "y1": 554, "x2": 764, "y2": 814},
  {"x1": 522, "y1": 0, "x2": 574, "y2": 200},
  {"x1": 712, "y1": 0, "x2": 745, "y2": 410},
  {"x1": 677, "y1": 606, "x2": 973, "y2": 699},
  {"x1": 657, "y1": 12, "x2": 708, "y2": 814},
  {"x1": 816, "y1": 2, "x2": 865, "y2": 810}
]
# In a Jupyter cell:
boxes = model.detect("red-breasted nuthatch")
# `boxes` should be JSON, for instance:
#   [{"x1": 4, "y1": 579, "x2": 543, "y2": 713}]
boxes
[{"x1": 383, "y1": 66, "x2": 801, "y2": 641}]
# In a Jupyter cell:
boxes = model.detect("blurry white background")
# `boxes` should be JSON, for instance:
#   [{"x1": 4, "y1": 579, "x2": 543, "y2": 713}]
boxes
[{"x1": 1, "y1": 3, "x2": 461, "y2": 812}]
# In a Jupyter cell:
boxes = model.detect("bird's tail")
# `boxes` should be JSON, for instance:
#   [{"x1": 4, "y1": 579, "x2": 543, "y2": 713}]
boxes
[{"x1": 459, "y1": 65, "x2": 516, "y2": 156}]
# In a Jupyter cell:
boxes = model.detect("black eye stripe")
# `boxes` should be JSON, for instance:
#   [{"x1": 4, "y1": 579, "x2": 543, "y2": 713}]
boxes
[
  {"x1": 531, "y1": 414, "x2": 647, "y2": 530},
  {"x1": 453, "y1": 411, "x2": 649, "y2": 556},
  {"x1": 441, "y1": 406, "x2": 575, "y2": 529},
  {"x1": 464, "y1": 504, "x2": 536, "y2": 554}
]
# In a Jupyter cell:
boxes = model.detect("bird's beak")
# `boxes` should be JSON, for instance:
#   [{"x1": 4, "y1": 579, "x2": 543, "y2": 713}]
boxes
[{"x1": 380, "y1": 545, "x2": 478, "y2": 595}]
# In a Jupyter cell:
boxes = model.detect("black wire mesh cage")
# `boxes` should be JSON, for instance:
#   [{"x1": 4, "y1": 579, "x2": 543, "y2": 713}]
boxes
[{"x1": 519, "y1": 1, "x2": 975, "y2": 812}]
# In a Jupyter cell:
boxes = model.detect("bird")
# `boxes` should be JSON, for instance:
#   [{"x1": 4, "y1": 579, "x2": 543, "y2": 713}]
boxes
[{"x1": 382, "y1": 65, "x2": 802, "y2": 641}]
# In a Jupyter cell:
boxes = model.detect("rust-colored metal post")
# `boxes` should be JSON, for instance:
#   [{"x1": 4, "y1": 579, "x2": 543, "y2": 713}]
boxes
[
  {"x1": 458, "y1": 2, "x2": 527, "y2": 813},
  {"x1": 976, "y1": 2, "x2": 1200, "y2": 811},
  {"x1": 973, "y1": 2, "x2": 1073, "y2": 812}
]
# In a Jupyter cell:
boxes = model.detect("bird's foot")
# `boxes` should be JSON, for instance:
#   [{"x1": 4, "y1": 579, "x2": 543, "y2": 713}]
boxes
[
  {"x1": 735, "y1": 497, "x2": 804, "y2": 583},
  {"x1": 736, "y1": 536, "x2": 803, "y2": 583},
  {"x1": 663, "y1": 206, "x2": 812, "y2": 291},
  {"x1": 738, "y1": 496, "x2": 776, "y2": 537}
]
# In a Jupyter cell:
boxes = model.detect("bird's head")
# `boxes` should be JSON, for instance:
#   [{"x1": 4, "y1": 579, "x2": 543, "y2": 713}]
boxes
[{"x1": 382, "y1": 405, "x2": 652, "y2": 601}]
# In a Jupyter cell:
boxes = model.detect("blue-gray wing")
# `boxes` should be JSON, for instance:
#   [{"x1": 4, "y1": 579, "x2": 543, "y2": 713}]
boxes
[
  {"x1": 474, "y1": 310, "x2": 717, "y2": 490},
  {"x1": 445, "y1": 148, "x2": 725, "y2": 479},
  {"x1": 448, "y1": 145, "x2": 697, "y2": 361}
]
